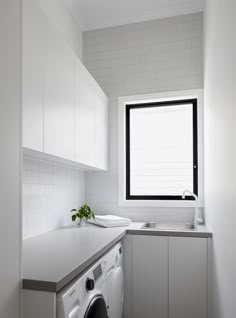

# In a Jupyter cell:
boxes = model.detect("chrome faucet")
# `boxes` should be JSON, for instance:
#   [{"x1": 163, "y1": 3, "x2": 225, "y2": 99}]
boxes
[{"x1": 182, "y1": 190, "x2": 204, "y2": 225}]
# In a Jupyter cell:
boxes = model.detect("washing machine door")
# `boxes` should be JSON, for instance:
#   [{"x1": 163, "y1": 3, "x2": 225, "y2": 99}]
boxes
[
  {"x1": 107, "y1": 267, "x2": 124, "y2": 318},
  {"x1": 84, "y1": 295, "x2": 108, "y2": 318}
]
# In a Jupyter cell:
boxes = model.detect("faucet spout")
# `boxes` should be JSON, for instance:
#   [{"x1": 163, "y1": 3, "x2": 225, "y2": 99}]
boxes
[{"x1": 182, "y1": 189, "x2": 204, "y2": 225}]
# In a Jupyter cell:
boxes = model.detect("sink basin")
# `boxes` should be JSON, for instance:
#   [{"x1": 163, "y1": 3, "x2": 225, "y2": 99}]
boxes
[{"x1": 141, "y1": 222, "x2": 196, "y2": 231}]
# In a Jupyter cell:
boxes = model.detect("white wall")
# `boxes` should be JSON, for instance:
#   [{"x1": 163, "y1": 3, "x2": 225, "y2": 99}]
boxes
[
  {"x1": 204, "y1": 1, "x2": 235, "y2": 317},
  {"x1": 23, "y1": 158, "x2": 86, "y2": 239},
  {"x1": 0, "y1": 1, "x2": 21, "y2": 317},
  {"x1": 22, "y1": 0, "x2": 85, "y2": 239},
  {"x1": 83, "y1": 13, "x2": 203, "y2": 221},
  {"x1": 35, "y1": 0, "x2": 83, "y2": 60}
]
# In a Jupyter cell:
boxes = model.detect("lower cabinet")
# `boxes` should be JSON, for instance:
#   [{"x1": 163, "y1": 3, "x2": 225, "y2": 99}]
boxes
[
  {"x1": 169, "y1": 237, "x2": 208, "y2": 318},
  {"x1": 128, "y1": 235, "x2": 208, "y2": 318},
  {"x1": 132, "y1": 235, "x2": 168, "y2": 318}
]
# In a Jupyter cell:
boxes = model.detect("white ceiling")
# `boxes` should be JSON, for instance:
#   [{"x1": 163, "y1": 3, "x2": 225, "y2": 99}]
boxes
[{"x1": 63, "y1": 0, "x2": 205, "y2": 31}]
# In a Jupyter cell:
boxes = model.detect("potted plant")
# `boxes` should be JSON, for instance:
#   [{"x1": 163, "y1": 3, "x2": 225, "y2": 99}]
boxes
[{"x1": 70, "y1": 203, "x2": 95, "y2": 226}]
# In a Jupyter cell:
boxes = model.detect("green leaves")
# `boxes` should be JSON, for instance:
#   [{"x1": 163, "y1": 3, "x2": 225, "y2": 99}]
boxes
[{"x1": 69, "y1": 203, "x2": 95, "y2": 223}]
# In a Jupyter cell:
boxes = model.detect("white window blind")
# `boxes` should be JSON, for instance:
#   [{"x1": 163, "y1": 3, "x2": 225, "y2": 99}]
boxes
[{"x1": 127, "y1": 102, "x2": 196, "y2": 198}]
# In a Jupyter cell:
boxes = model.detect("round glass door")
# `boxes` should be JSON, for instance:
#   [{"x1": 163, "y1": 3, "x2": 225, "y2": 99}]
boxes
[{"x1": 84, "y1": 295, "x2": 108, "y2": 318}]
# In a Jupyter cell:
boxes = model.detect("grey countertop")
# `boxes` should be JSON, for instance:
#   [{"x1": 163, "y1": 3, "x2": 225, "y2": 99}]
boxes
[{"x1": 22, "y1": 222, "x2": 212, "y2": 293}]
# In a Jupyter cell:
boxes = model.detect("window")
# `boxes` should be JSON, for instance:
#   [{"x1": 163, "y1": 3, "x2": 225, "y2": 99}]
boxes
[{"x1": 125, "y1": 99, "x2": 198, "y2": 200}]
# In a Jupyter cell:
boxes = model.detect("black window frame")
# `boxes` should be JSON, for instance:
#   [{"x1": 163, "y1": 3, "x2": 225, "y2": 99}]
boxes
[{"x1": 125, "y1": 98, "x2": 198, "y2": 201}]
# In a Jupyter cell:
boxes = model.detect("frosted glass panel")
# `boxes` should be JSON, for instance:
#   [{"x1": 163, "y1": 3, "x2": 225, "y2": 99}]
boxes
[{"x1": 129, "y1": 104, "x2": 194, "y2": 196}]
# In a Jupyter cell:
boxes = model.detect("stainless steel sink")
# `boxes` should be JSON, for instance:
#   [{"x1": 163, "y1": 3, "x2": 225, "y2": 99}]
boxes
[{"x1": 141, "y1": 222, "x2": 196, "y2": 231}]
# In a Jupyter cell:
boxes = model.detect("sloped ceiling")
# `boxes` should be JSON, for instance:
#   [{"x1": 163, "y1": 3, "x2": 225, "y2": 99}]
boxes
[{"x1": 63, "y1": 0, "x2": 205, "y2": 30}]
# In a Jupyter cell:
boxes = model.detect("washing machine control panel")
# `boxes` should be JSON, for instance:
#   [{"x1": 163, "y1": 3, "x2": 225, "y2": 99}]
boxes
[{"x1": 93, "y1": 264, "x2": 102, "y2": 281}]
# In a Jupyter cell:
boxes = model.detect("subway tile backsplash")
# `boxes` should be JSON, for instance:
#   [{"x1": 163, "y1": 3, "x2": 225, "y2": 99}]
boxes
[{"x1": 23, "y1": 157, "x2": 85, "y2": 239}]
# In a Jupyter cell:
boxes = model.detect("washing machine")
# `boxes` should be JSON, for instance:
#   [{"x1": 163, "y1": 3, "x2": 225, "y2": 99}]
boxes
[{"x1": 57, "y1": 242, "x2": 124, "y2": 318}]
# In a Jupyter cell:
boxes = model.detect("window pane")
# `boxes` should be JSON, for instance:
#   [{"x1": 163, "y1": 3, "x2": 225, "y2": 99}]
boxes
[{"x1": 129, "y1": 104, "x2": 194, "y2": 196}]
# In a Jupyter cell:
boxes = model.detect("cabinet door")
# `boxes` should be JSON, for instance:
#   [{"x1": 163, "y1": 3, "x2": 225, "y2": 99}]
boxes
[
  {"x1": 75, "y1": 59, "x2": 95, "y2": 166},
  {"x1": 131, "y1": 235, "x2": 168, "y2": 318},
  {"x1": 23, "y1": 0, "x2": 45, "y2": 151},
  {"x1": 169, "y1": 237, "x2": 208, "y2": 318},
  {"x1": 44, "y1": 27, "x2": 75, "y2": 161},
  {"x1": 94, "y1": 83, "x2": 108, "y2": 170}
]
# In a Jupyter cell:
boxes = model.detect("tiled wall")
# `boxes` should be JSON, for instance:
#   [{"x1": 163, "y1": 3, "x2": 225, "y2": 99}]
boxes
[
  {"x1": 23, "y1": 157, "x2": 85, "y2": 239},
  {"x1": 84, "y1": 13, "x2": 203, "y2": 222}
]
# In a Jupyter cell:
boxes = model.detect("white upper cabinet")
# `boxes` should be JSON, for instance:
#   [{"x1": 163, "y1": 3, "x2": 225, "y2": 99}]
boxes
[
  {"x1": 23, "y1": 0, "x2": 45, "y2": 151},
  {"x1": 75, "y1": 59, "x2": 95, "y2": 166},
  {"x1": 43, "y1": 28, "x2": 75, "y2": 161},
  {"x1": 22, "y1": 0, "x2": 108, "y2": 169},
  {"x1": 94, "y1": 83, "x2": 108, "y2": 170}
]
